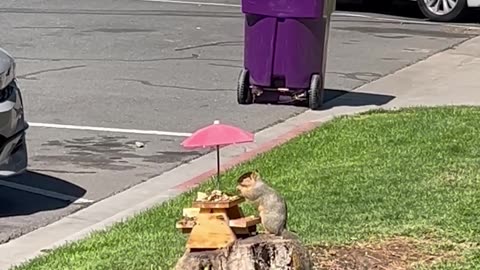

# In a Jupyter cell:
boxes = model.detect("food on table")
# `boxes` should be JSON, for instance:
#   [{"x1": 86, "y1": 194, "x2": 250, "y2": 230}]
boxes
[{"x1": 195, "y1": 190, "x2": 240, "y2": 202}]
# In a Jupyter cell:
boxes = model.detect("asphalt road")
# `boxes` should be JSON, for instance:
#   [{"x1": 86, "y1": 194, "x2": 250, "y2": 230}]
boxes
[{"x1": 0, "y1": 0, "x2": 479, "y2": 244}]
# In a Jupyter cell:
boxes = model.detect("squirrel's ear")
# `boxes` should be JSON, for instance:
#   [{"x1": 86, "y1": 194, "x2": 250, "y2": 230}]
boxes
[
  {"x1": 237, "y1": 171, "x2": 251, "y2": 184},
  {"x1": 250, "y1": 171, "x2": 260, "y2": 181}
]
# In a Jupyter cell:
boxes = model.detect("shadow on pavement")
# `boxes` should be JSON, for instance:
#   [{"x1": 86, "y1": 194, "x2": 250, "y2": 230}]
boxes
[
  {"x1": 0, "y1": 171, "x2": 86, "y2": 218},
  {"x1": 321, "y1": 89, "x2": 395, "y2": 109},
  {"x1": 337, "y1": 0, "x2": 424, "y2": 19},
  {"x1": 337, "y1": 0, "x2": 480, "y2": 23},
  {"x1": 253, "y1": 88, "x2": 395, "y2": 110}
]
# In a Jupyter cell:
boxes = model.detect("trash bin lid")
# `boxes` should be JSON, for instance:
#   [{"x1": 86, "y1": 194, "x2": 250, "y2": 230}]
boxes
[{"x1": 241, "y1": 0, "x2": 324, "y2": 18}]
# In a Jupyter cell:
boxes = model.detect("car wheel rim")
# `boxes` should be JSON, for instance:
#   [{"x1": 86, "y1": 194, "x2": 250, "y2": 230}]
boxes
[{"x1": 425, "y1": 0, "x2": 458, "y2": 15}]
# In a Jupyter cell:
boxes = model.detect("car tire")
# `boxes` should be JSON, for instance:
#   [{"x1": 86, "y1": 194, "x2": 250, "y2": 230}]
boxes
[
  {"x1": 417, "y1": 0, "x2": 468, "y2": 22},
  {"x1": 308, "y1": 74, "x2": 324, "y2": 110}
]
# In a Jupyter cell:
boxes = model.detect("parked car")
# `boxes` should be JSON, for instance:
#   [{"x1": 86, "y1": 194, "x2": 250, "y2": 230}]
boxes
[
  {"x1": 417, "y1": 0, "x2": 479, "y2": 21},
  {"x1": 365, "y1": 0, "x2": 480, "y2": 22},
  {"x1": 0, "y1": 48, "x2": 28, "y2": 177}
]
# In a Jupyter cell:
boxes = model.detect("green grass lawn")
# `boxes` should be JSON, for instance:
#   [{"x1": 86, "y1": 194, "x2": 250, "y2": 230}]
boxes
[{"x1": 14, "y1": 106, "x2": 480, "y2": 270}]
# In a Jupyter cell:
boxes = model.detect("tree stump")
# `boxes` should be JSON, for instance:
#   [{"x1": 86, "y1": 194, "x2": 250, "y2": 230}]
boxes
[{"x1": 174, "y1": 233, "x2": 312, "y2": 270}]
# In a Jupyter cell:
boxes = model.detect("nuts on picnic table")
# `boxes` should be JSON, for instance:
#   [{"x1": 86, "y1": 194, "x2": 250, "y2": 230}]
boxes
[
  {"x1": 178, "y1": 216, "x2": 197, "y2": 227},
  {"x1": 195, "y1": 190, "x2": 240, "y2": 202}
]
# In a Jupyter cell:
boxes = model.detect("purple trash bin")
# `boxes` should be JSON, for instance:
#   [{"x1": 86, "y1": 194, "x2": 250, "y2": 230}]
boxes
[{"x1": 237, "y1": 0, "x2": 336, "y2": 109}]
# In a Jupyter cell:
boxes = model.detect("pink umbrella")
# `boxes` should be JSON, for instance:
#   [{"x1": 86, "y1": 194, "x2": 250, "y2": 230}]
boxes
[{"x1": 181, "y1": 120, "x2": 254, "y2": 188}]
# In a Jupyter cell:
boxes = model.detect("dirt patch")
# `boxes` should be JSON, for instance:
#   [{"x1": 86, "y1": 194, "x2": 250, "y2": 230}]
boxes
[{"x1": 309, "y1": 237, "x2": 463, "y2": 270}]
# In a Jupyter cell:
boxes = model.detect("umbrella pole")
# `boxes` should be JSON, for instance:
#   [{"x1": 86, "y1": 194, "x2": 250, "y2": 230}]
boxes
[{"x1": 216, "y1": 145, "x2": 220, "y2": 190}]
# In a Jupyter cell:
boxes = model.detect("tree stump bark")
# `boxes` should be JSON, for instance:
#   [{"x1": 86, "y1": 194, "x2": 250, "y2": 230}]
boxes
[{"x1": 175, "y1": 233, "x2": 312, "y2": 270}]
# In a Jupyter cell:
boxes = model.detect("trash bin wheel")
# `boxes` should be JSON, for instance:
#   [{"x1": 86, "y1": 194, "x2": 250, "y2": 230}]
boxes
[
  {"x1": 308, "y1": 74, "x2": 324, "y2": 110},
  {"x1": 237, "y1": 69, "x2": 253, "y2": 105}
]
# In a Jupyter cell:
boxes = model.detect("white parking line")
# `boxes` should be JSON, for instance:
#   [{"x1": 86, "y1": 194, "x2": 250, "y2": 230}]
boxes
[
  {"x1": 28, "y1": 122, "x2": 193, "y2": 137},
  {"x1": 0, "y1": 180, "x2": 94, "y2": 204},
  {"x1": 141, "y1": 0, "x2": 480, "y2": 30}
]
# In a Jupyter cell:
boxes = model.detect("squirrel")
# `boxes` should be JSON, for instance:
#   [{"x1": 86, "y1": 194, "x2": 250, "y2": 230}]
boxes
[
  {"x1": 236, "y1": 171, "x2": 292, "y2": 237},
  {"x1": 236, "y1": 171, "x2": 312, "y2": 270}
]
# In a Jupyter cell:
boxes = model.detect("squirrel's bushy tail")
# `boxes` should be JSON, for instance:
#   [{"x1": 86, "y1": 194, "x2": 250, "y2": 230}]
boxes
[{"x1": 281, "y1": 230, "x2": 300, "y2": 241}]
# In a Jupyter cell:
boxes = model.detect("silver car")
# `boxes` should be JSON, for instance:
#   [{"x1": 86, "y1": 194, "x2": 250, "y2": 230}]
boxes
[
  {"x1": 0, "y1": 48, "x2": 28, "y2": 177},
  {"x1": 416, "y1": 0, "x2": 480, "y2": 22}
]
